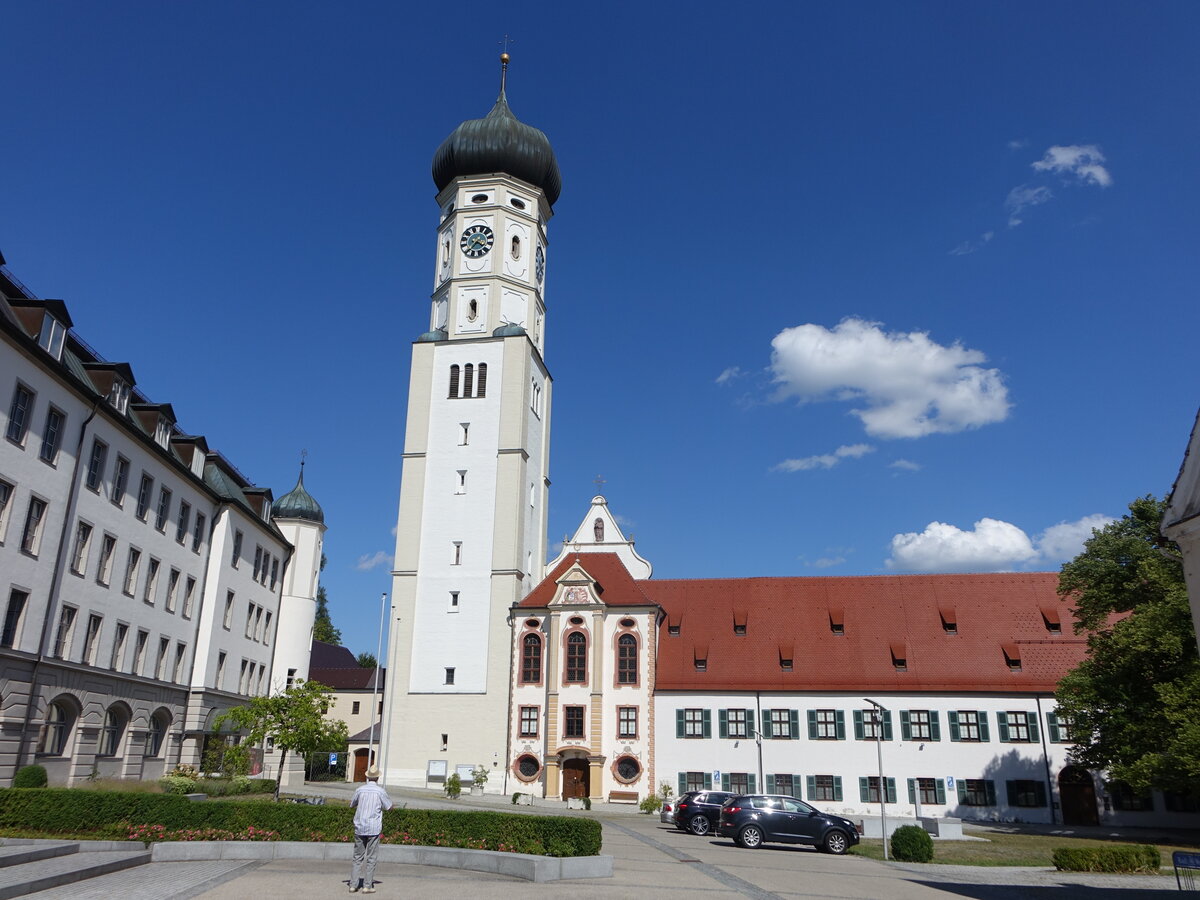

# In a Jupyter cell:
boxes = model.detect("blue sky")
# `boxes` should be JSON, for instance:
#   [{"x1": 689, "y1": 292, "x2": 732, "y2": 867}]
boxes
[{"x1": 4, "y1": 1, "x2": 1198, "y2": 658}]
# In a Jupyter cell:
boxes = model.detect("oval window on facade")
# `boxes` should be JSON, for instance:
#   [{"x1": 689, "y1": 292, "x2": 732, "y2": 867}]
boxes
[
  {"x1": 510, "y1": 197, "x2": 526, "y2": 210},
  {"x1": 471, "y1": 193, "x2": 488, "y2": 204},
  {"x1": 614, "y1": 755, "x2": 641, "y2": 783},
  {"x1": 511, "y1": 235, "x2": 521, "y2": 259},
  {"x1": 516, "y1": 754, "x2": 541, "y2": 780}
]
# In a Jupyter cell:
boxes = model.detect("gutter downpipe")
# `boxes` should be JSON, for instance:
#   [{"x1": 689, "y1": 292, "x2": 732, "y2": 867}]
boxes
[
  {"x1": 1036, "y1": 695, "x2": 1058, "y2": 825},
  {"x1": 15, "y1": 398, "x2": 101, "y2": 771}
]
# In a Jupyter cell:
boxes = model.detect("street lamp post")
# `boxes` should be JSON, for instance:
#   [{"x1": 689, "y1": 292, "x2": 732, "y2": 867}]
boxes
[
  {"x1": 864, "y1": 698, "x2": 889, "y2": 860},
  {"x1": 368, "y1": 592, "x2": 387, "y2": 770}
]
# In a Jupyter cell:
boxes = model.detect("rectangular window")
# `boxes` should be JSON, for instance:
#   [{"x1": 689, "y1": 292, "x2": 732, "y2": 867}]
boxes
[
  {"x1": 176, "y1": 501, "x2": 191, "y2": 543},
  {"x1": 192, "y1": 512, "x2": 206, "y2": 552},
  {"x1": 444, "y1": 667, "x2": 455, "y2": 685},
  {"x1": 2, "y1": 589, "x2": 29, "y2": 648},
  {"x1": 245, "y1": 602, "x2": 255, "y2": 638},
  {"x1": 1046, "y1": 712, "x2": 1074, "y2": 743},
  {"x1": 618, "y1": 706, "x2": 638, "y2": 738},
  {"x1": 772, "y1": 774, "x2": 794, "y2": 796},
  {"x1": 769, "y1": 708, "x2": 793, "y2": 739},
  {"x1": 263, "y1": 610, "x2": 272, "y2": 644},
  {"x1": 459, "y1": 423, "x2": 469, "y2": 445},
  {"x1": 1006, "y1": 779, "x2": 1048, "y2": 808},
  {"x1": 155, "y1": 487, "x2": 171, "y2": 531},
  {"x1": 223, "y1": 592, "x2": 234, "y2": 629},
  {"x1": 684, "y1": 708, "x2": 707, "y2": 738},
  {"x1": 82, "y1": 613, "x2": 103, "y2": 665},
  {"x1": 564, "y1": 705, "x2": 585, "y2": 739},
  {"x1": 133, "y1": 629, "x2": 149, "y2": 675},
  {"x1": 70, "y1": 521, "x2": 93, "y2": 574},
  {"x1": 173, "y1": 643, "x2": 187, "y2": 682},
  {"x1": 109, "y1": 622, "x2": 128, "y2": 670},
  {"x1": 239, "y1": 659, "x2": 249, "y2": 693},
  {"x1": 270, "y1": 558, "x2": 279, "y2": 590},
  {"x1": 726, "y1": 772, "x2": 749, "y2": 794},
  {"x1": 96, "y1": 533, "x2": 117, "y2": 585},
  {"x1": 111, "y1": 456, "x2": 130, "y2": 506},
  {"x1": 135, "y1": 473, "x2": 153, "y2": 520},
  {"x1": 215, "y1": 651, "x2": 227, "y2": 689},
  {"x1": 904, "y1": 709, "x2": 939, "y2": 741},
  {"x1": 52, "y1": 606, "x2": 77, "y2": 658},
  {"x1": 6, "y1": 384, "x2": 34, "y2": 444},
  {"x1": 959, "y1": 779, "x2": 996, "y2": 806},
  {"x1": 455, "y1": 470, "x2": 466, "y2": 494},
  {"x1": 0, "y1": 478, "x2": 12, "y2": 541},
  {"x1": 165, "y1": 568, "x2": 180, "y2": 612},
  {"x1": 37, "y1": 315, "x2": 66, "y2": 358},
  {"x1": 1000, "y1": 711, "x2": 1038, "y2": 743},
  {"x1": 950, "y1": 710, "x2": 989, "y2": 742},
  {"x1": 520, "y1": 705, "x2": 540, "y2": 738},
  {"x1": 726, "y1": 708, "x2": 748, "y2": 739},
  {"x1": 253, "y1": 545, "x2": 263, "y2": 580},
  {"x1": 231, "y1": 530, "x2": 243, "y2": 567},
  {"x1": 183, "y1": 576, "x2": 196, "y2": 618},
  {"x1": 286, "y1": 667, "x2": 296, "y2": 689},
  {"x1": 860, "y1": 776, "x2": 897, "y2": 804},
  {"x1": 254, "y1": 606, "x2": 264, "y2": 641},
  {"x1": 85, "y1": 439, "x2": 107, "y2": 491},
  {"x1": 352, "y1": 701, "x2": 361, "y2": 715},
  {"x1": 155, "y1": 637, "x2": 171, "y2": 680},
  {"x1": 1108, "y1": 781, "x2": 1153, "y2": 812},
  {"x1": 39, "y1": 407, "x2": 65, "y2": 464},
  {"x1": 452, "y1": 541, "x2": 462, "y2": 565},
  {"x1": 142, "y1": 557, "x2": 160, "y2": 604},
  {"x1": 684, "y1": 771, "x2": 708, "y2": 792},
  {"x1": 809, "y1": 775, "x2": 841, "y2": 802},
  {"x1": 911, "y1": 777, "x2": 943, "y2": 805},
  {"x1": 813, "y1": 709, "x2": 842, "y2": 740},
  {"x1": 21, "y1": 496, "x2": 47, "y2": 555}
]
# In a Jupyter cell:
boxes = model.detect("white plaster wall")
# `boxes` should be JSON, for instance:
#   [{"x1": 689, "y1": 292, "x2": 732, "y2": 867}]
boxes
[{"x1": 271, "y1": 517, "x2": 323, "y2": 688}]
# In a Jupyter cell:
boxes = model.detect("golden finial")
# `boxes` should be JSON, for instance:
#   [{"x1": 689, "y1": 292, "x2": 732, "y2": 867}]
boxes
[{"x1": 499, "y1": 36, "x2": 514, "y2": 97}]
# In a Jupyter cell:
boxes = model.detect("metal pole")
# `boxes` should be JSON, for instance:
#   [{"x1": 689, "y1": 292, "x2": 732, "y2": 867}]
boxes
[
  {"x1": 865, "y1": 698, "x2": 888, "y2": 860},
  {"x1": 368, "y1": 592, "x2": 387, "y2": 768}
]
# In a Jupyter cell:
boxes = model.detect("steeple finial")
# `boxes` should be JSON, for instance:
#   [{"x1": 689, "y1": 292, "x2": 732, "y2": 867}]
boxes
[{"x1": 498, "y1": 35, "x2": 514, "y2": 98}]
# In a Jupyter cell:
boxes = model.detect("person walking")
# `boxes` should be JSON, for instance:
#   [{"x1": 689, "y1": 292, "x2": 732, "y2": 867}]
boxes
[{"x1": 349, "y1": 765, "x2": 393, "y2": 893}]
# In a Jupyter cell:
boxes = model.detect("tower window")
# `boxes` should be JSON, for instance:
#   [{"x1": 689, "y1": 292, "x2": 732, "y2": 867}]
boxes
[
  {"x1": 449, "y1": 591, "x2": 459, "y2": 612},
  {"x1": 521, "y1": 632, "x2": 542, "y2": 683},
  {"x1": 511, "y1": 235, "x2": 521, "y2": 259},
  {"x1": 444, "y1": 667, "x2": 455, "y2": 685},
  {"x1": 463, "y1": 364, "x2": 474, "y2": 397},
  {"x1": 449, "y1": 365, "x2": 460, "y2": 398},
  {"x1": 471, "y1": 193, "x2": 488, "y2": 203},
  {"x1": 467, "y1": 299, "x2": 478, "y2": 322},
  {"x1": 452, "y1": 542, "x2": 462, "y2": 565},
  {"x1": 459, "y1": 423, "x2": 469, "y2": 445},
  {"x1": 455, "y1": 470, "x2": 466, "y2": 494},
  {"x1": 509, "y1": 197, "x2": 526, "y2": 210},
  {"x1": 617, "y1": 633, "x2": 638, "y2": 685},
  {"x1": 476, "y1": 363, "x2": 487, "y2": 397},
  {"x1": 565, "y1": 631, "x2": 587, "y2": 683}
]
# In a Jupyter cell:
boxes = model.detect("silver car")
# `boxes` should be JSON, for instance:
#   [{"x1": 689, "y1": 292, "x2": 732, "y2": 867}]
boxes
[{"x1": 659, "y1": 798, "x2": 677, "y2": 824}]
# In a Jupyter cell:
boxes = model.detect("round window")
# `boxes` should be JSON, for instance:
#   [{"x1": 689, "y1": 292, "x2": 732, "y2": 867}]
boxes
[
  {"x1": 525, "y1": 618, "x2": 540, "y2": 628},
  {"x1": 517, "y1": 754, "x2": 540, "y2": 779},
  {"x1": 620, "y1": 618, "x2": 635, "y2": 628},
  {"x1": 569, "y1": 615, "x2": 584, "y2": 626},
  {"x1": 471, "y1": 193, "x2": 488, "y2": 203},
  {"x1": 615, "y1": 756, "x2": 641, "y2": 783},
  {"x1": 510, "y1": 197, "x2": 526, "y2": 210}
]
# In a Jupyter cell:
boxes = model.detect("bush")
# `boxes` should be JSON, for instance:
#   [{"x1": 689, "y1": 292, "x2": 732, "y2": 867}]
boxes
[
  {"x1": 158, "y1": 776, "x2": 198, "y2": 795},
  {"x1": 1052, "y1": 845, "x2": 1160, "y2": 873},
  {"x1": 890, "y1": 825, "x2": 934, "y2": 863},
  {"x1": 0, "y1": 788, "x2": 601, "y2": 857},
  {"x1": 638, "y1": 794, "x2": 662, "y2": 814},
  {"x1": 445, "y1": 773, "x2": 461, "y2": 798},
  {"x1": 12, "y1": 766, "x2": 47, "y2": 789}
]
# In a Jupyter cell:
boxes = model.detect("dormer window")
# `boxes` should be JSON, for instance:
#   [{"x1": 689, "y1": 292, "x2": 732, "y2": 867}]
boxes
[
  {"x1": 108, "y1": 380, "x2": 130, "y2": 414},
  {"x1": 154, "y1": 417, "x2": 171, "y2": 448},
  {"x1": 890, "y1": 642, "x2": 908, "y2": 672},
  {"x1": 828, "y1": 607, "x2": 845, "y2": 635},
  {"x1": 939, "y1": 605, "x2": 957, "y2": 634},
  {"x1": 37, "y1": 315, "x2": 66, "y2": 360}
]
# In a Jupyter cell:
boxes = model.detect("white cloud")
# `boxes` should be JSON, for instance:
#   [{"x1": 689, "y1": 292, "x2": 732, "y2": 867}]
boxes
[
  {"x1": 811, "y1": 556, "x2": 846, "y2": 568},
  {"x1": 770, "y1": 318, "x2": 1011, "y2": 439},
  {"x1": 889, "y1": 459, "x2": 921, "y2": 472},
  {"x1": 716, "y1": 366, "x2": 744, "y2": 385},
  {"x1": 355, "y1": 551, "x2": 393, "y2": 572},
  {"x1": 886, "y1": 513, "x2": 1115, "y2": 572},
  {"x1": 1007, "y1": 138, "x2": 1029, "y2": 150},
  {"x1": 949, "y1": 231, "x2": 994, "y2": 256},
  {"x1": 1032, "y1": 144, "x2": 1112, "y2": 187},
  {"x1": 773, "y1": 443, "x2": 874, "y2": 472},
  {"x1": 1005, "y1": 184, "x2": 1053, "y2": 227}
]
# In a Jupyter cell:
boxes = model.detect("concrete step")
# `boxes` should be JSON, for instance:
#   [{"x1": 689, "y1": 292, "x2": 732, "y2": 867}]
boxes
[
  {"x1": 0, "y1": 845, "x2": 78, "y2": 870},
  {"x1": 0, "y1": 848, "x2": 151, "y2": 900},
  {"x1": 21, "y1": 860, "x2": 259, "y2": 900}
]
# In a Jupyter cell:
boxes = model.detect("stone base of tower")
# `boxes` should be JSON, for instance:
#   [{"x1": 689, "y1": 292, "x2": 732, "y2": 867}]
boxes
[{"x1": 380, "y1": 692, "x2": 509, "y2": 793}]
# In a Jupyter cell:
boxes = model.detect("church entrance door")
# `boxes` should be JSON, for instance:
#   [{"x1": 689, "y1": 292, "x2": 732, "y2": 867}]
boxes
[
  {"x1": 352, "y1": 748, "x2": 370, "y2": 782},
  {"x1": 1059, "y1": 766, "x2": 1098, "y2": 825},
  {"x1": 561, "y1": 758, "x2": 588, "y2": 799}
]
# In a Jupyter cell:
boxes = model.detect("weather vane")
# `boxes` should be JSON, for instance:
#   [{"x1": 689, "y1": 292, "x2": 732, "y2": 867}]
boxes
[
  {"x1": 499, "y1": 34, "x2": 515, "y2": 54},
  {"x1": 300, "y1": 448, "x2": 307, "y2": 470},
  {"x1": 594, "y1": 475, "x2": 606, "y2": 492}
]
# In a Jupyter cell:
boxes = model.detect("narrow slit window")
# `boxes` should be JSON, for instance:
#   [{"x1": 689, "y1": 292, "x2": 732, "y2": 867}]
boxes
[
  {"x1": 463, "y1": 364, "x2": 474, "y2": 397},
  {"x1": 449, "y1": 364, "x2": 460, "y2": 398},
  {"x1": 476, "y1": 363, "x2": 487, "y2": 397}
]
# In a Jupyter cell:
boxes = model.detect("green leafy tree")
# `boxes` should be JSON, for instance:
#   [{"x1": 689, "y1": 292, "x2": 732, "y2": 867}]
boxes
[
  {"x1": 1055, "y1": 495, "x2": 1200, "y2": 794},
  {"x1": 356, "y1": 652, "x2": 377, "y2": 668},
  {"x1": 214, "y1": 679, "x2": 349, "y2": 801},
  {"x1": 313, "y1": 554, "x2": 342, "y2": 644}
]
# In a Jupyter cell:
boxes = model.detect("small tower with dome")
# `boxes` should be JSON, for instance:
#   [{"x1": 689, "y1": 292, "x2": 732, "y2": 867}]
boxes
[{"x1": 270, "y1": 460, "x2": 326, "y2": 693}]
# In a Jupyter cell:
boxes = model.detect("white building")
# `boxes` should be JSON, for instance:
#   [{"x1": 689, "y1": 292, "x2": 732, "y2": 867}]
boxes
[{"x1": 0, "y1": 255, "x2": 322, "y2": 786}]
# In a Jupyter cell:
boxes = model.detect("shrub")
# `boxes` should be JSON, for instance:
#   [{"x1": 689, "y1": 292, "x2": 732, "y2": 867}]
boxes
[
  {"x1": 1052, "y1": 845, "x2": 1160, "y2": 873},
  {"x1": 0, "y1": 788, "x2": 602, "y2": 857},
  {"x1": 158, "y1": 776, "x2": 198, "y2": 795},
  {"x1": 12, "y1": 766, "x2": 47, "y2": 789},
  {"x1": 890, "y1": 825, "x2": 934, "y2": 863},
  {"x1": 638, "y1": 794, "x2": 662, "y2": 814},
  {"x1": 445, "y1": 773, "x2": 461, "y2": 798},
  {"x1": 512, "y1": 792, "x2": 521, "y2": 805}
]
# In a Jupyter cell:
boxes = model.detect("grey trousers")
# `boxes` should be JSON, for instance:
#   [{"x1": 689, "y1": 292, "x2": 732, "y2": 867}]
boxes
[{"x1": 351, "y1": 833, "x2": 381, "y2": 887}]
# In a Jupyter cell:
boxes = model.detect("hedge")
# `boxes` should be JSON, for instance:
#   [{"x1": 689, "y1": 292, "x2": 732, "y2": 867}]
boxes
[
  {"x1": 890, "y1": 824, "x2": 934, "y2": 863},
  {"x1": 0, "y1": 789, "x2": 601, "y2": 857},
  {"x1": 1051, "y1": 845, "x2": 1160, "y2": 874}
]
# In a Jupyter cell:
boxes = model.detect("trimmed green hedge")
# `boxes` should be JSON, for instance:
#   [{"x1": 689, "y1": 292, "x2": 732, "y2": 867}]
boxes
[
  {"x1": 0, "y1": 789, "x2": 600, "y2": 857},
  {"x1": 890, "y1": 825, "x2": 934, "y2": 863},
  {"x1": 12, "y1": 766, "x2": 47, "y2": 789},
  {"x1": 1052, "y1": 845, "x2": 1160, "y2": 874}
]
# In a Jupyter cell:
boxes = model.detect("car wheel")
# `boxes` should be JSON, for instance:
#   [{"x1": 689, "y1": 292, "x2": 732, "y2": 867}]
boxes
[
  {"x1": 822, "y1": 829, "x2": 849, "y2": 855},
  {"x1": 739, "y1": 824, "x2": 764, "y2": 849},
  {"x1": 689, "y1": 815, "x2": 711, "y2": 836}
]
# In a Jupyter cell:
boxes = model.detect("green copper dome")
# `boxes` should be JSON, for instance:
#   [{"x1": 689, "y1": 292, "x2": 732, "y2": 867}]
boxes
[{"x1": 272, "y1": 467, "x2": 324, "y2": 524}]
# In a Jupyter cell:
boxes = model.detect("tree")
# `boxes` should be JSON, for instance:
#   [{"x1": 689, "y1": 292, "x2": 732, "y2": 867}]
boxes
[
  {"x1": 313, "y1": 553, "x2": 342, "y2": 644},
  {"x1": 356, "y1": 652, "x2": 377, "y2": 668},
  {"x1": 214, "y1": 679, "x2": 349, "y2": 801},
  {"x1": 1054, "y1": 495, "x2": 1200, "y2": 794}
]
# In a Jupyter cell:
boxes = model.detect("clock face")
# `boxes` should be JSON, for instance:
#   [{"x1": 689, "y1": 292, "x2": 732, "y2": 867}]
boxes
[
  {"x1": 535, "y1": 245, "x2": 545, "y2": 283},
  {"x1": 460, "y1": 224, "x2": 494, "y2": 258}
]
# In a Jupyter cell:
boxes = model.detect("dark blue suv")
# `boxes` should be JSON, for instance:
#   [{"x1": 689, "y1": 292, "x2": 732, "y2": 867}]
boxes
[{"x1": 718, "y1": 794, "x2": 860, "y2": 854}]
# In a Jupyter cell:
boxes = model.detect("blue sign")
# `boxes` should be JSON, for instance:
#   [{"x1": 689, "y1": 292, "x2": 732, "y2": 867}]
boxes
[
  {"x1": 329, "y1": 752, "x2": 338, "y2": 766},
  {"x1": 1174, "y1": 851, "x2": 1200, "y2": 869},
  {"x1": 946, "y1": 776, "x2": 955, "y2": 790}
]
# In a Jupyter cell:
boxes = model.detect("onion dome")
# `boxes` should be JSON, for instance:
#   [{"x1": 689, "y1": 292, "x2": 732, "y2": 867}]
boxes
[
  {"x1": 431, "y1": 55, "x2": 561, "y2": 206},
  {"x1": 492, "y1": 323, "x2": 526, "y2": 337},
  {"x1": 272, "y1": 465, "x2": 324, "y2": 524},
  {"x1": 417, "y1": 328, "x2": 448, "y2": 342}
]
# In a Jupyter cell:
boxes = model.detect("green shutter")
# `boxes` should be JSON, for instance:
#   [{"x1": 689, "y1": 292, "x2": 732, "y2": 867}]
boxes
[
  {"x1": 883, "y1": 710, "x2": 894, "y2": 741},
  {"x1": 997, "y1": 711, "x2": 1010, "y2": 742},
  {"x1": 853, "y1": 709, "x2": 864, "y2": 740},
  {"x1": 935, "y1": 779, "x2": 946, "y2": 804},
  {"x1": 929, "y1": 711, "x2": 941, "y2": 741},
  {"x1": 835, "y1": 710, "x2": 846, "y2": 740},
  {"x1": 957, "y1": 779, "x2": 967, "y2": 803},
  {"x1": 859, "y1": 776, "x2": 869, "y2": 802},
  {"x1": 678, "y1": 773, "x2": 687, "y2": 796},
  {"x1": 806, "y1": 775, "x2": 815, "y2": 799},
  {"x1": 907, "y1": 778, "x2": 916, "y2": 803},
  {"x1": 887, "y1": 778, "x2": 897, "y2": 804},
  {"x1": 789, "y1": 709, "x2": 800, "y2": 739},
  {"x1": 766, "y1": 774, "x2": 775, "y2": 793},
  {"x1": 745, "y1": 709, "x2": 755, "y2": 736},
  {"x1": 748, "y1": 774, "x2": 757, "y2": 793},
  {"x1": 676, "y1": 709, "x2": 685, "y2": 739},
  {"x1": 833, "y1": 776, "x2": 843, "y2": 801},
  {"x1": 985, "y1": 781, "x2": 997, "y2": 805},
  {"x1": 1005, "y1": 780, "x2": 1016, "y2": 805},
  {"x1": 718, "y1": 708, "x2": 728, "y2": 739},
  {"x1": 807, "y1": 709, "x2": 818, "y2": 739},
  {"x1": 900, "y1": 710, "x2": 912, "y2": 741},
  {"x1": 1047, "y1": 712, "x2": 1060, "y2": 742},
  {"x1": 1035, "y1": 781, "x2": 1047, "y2": 806},
  {"x1": 761, "y1": 710, "x2": 773, "y2": 739},
  {"x1": 722, "y1": 773, "x2": 731, "y2": 791},
  {"x1": 1027, "y1": 712, "x2": 1039, "y2": 743},
  {"x1": 703, "y1": 772, "x2": 712, "y2": 789},
  {"x1": 978, "y1": 711, "x2": 990, "y2": 742},
  {"x1": 702, "y1": 708, "x2": 712, "y2": 739},
  {"x1": 948, "y1": 710, "x2": 961, "y2": 741}
]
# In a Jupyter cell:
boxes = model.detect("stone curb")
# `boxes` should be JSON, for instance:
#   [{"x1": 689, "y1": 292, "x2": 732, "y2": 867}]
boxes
[{"x1": 150, "y1": 841, "x2": 613, "y2": 882}]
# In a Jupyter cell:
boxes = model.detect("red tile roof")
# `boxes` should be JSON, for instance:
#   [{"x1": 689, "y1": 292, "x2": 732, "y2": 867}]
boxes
[
  {"x1": 517, "y1": 553, "x2": 657, "y2": 608},
  {"x1": 308, "y1": 666, "x2": 385, "y2": 691},
  {"x1": 643, "y1": 573, "x2": 1084, "y2": 693}
]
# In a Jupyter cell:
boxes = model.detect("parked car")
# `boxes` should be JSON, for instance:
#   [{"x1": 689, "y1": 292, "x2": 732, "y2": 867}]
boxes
[
  {"x1": 659, "y1": 797, "x2": 676, "y2": 824},
  {"x1": 673, "y1": 790, "x2": 735, "y2": 836},
  {"x1": 718, "y1": 794, "x2": 860, "y2": 854}
]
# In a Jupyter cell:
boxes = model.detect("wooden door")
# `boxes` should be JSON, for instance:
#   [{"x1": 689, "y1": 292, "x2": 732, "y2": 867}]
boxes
[
  {"x1": 1059, "y1": 766, "x2": 1098, "y2": 825},
  {"x1": 562, "y1": 759, "x2": 588, "y2": 799},
  {"x1": 353, "y1": 749, "x2": 370, "y2": 783}
]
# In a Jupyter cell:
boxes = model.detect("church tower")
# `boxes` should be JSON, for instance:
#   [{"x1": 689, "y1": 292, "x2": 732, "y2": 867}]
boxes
[{"x1": 382, "y1": 55, "x2": 561, "y2": 787}]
